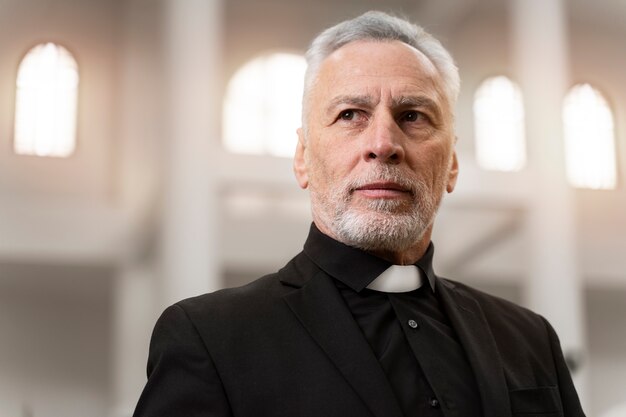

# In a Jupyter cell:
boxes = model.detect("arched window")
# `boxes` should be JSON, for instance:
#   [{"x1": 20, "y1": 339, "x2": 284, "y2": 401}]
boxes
[
  {"x1": 14, "y1": 43, "x2": 79, "y2": 157},
  {"x1": 473, "y1": 76, "x2": 526, "y2": 171},
  {"x1": 563, "y1": 83, "x2": 617, "y2": 189},
  {"x1": 223, "y1": 52, "x2": 306, "y2": 157}
]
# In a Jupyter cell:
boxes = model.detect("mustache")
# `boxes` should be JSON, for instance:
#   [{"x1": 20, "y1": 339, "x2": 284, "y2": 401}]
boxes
[{"x1": 344, "y1": 166, "x2": 420, "y2": 197}]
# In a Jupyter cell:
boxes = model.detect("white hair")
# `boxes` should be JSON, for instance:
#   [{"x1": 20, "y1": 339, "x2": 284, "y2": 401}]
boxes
[{"x1": 302, "y1": 11, "x2": 460, "y2": 131}]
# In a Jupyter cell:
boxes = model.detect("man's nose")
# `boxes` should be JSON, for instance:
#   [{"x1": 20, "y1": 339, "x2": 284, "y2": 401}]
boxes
[{"x1": 362, "y1": 114, "x2": 405, "y2": 164}]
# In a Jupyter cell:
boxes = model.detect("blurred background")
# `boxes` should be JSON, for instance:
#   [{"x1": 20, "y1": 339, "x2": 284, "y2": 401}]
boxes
[{"x1": 0, "y1": 0, "x2": 624, "y2": 416}]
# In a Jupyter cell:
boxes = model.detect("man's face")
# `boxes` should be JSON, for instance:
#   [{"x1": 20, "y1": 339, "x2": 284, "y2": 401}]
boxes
[{"x1": 294, "y1": 40, "x2": 458, "y2": 257}]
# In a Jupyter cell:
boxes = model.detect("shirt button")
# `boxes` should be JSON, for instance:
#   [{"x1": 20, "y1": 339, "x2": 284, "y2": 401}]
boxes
[
  {"x1": 407, "y1": 319, "x2": 419, "y2": 329},
  {"x1": 429, "y1": 397, "x2": 440, "y2": 408}
]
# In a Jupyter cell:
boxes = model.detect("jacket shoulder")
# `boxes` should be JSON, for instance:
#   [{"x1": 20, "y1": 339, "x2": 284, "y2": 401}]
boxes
[
  {"x1": 178, "y1": 273, "x2": 279, "y2": 315},
  {"x1": 441, "y1": 277, "x2": 535, "y2": 314},
  {"x1": 440, "y1": 277, "x2": 548, "y2": 334},
  {"x1": 173, "y1": 251, "x2": 314, "y2": 323}
]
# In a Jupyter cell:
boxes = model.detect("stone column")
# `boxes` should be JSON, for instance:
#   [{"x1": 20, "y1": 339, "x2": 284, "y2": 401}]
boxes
[
  {"x1": 159, "y1": 0, "x2": 223, "y2": 308},
  {"x1": 510, "y1": 0, "x2": 588, "y2": 406},
  {"x1": 109, "y1": 1, "x2": 223, "y2": 416}
]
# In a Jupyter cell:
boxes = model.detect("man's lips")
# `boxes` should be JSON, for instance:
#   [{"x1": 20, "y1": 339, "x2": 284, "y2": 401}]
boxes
[{"x1": 353, "y1": 182, "x2": 412, "y2": 198}]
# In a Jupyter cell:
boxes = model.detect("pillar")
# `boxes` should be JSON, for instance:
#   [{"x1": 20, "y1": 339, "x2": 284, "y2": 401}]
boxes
[
  {"x1": 510, "y1": 0, "x2": 588, "y2": 405},
  {"x1": 109, "y1": 1, "x2": 223, "y2": 415},
  {"x1": 159, "y1": 0, "x2": 223, "y2": 308}
]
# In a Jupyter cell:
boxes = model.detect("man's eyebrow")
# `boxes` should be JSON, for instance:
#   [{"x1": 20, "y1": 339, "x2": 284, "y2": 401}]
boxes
[
  {"x1": 325, "y1": 95, "x2": 374, "y2": 115},
  {"x1": 393, "y1": 96, "x2": 442, "y2": 117}
]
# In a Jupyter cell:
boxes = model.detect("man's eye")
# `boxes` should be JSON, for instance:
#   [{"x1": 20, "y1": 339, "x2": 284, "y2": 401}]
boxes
[
  {"x1": 339, "y1": 110, "x2": 357, "y2": 120},
  {"x1": 401, "y1": 111, "x2": 427, "y2": 122}
]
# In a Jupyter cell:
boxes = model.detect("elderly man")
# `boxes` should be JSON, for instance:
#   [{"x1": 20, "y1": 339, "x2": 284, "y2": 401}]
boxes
[{"x1": 134, "y1": 11, "x2": 585, "y2": 417}]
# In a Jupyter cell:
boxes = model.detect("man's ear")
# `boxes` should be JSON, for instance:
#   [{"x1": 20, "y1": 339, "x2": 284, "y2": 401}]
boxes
[
  {"x1": 293, "y1": 128, "x2": 309, "y2": 189},
  {"x1": 446, "y1": 148, "x2": 459, "y2": 193}
]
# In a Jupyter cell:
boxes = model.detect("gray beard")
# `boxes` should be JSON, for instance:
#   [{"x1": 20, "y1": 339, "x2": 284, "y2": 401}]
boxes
[
  {"x1": 311, "y1": 165, "x2": 444, "y2": 252},
  {"x1": 333, "y1": 198, "x2": 433, "y2": 252}
]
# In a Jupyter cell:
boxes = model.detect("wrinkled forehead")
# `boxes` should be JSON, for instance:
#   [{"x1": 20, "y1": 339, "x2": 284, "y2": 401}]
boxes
[{"x1": 311, "y1": 40, "x2": 450, "y2": 111}]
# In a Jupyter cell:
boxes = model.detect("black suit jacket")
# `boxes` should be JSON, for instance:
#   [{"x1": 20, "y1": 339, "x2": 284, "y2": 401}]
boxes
[{"x1": 134, "y1": 250, "x2": 585, "y2": 417}]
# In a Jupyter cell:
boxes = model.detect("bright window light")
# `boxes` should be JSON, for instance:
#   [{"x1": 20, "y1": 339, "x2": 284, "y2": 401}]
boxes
[
  {"x1": 223, "y1": 53, "x2": 306, "y2": 158},
  {"x1": 14, "y1": 43, "x2": 79, "y2": 157},
  {"x1": 473, "y1": 76, "x2": 526, "y2": 171},
  {"x1": 563, "y1": 84, "x2": 617, "y2": 190}
]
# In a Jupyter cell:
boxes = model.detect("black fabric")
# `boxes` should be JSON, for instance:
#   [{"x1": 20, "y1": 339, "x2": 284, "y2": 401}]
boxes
[
  {"x1": 133, "y1": 224, "x2": 586, "y2": 417},
  {"x1": 304, "y1": 224, "x2": 482, "y2": 417},
  {"x1": 389, "y1": 289, "x2": 483, "y2": 417},
  {"x1": 337, "y1": 283, "x2": 446, "y2": 417},
  {"x1": 509, "y1": 386, "x2": 562, "y2": 415}
]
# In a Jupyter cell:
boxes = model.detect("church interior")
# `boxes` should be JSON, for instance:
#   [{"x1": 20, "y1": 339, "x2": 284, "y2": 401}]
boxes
[{"x1": 0, "y1": 0, "x2": 625, "y2": 416}]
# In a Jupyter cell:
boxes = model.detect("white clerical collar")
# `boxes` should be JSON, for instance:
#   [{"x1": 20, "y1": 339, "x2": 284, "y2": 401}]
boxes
[{"x1": 366, "y1": 264, "x2": 433, "y2": 293}]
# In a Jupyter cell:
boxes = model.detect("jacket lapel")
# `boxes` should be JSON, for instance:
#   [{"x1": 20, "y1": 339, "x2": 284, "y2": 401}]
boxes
[
  {"x1": 437, "y1": 279, "x2": 512, "y2": 417},
  {"x1": 282, "y1": 269, "x2": 404, "y2": 417}
]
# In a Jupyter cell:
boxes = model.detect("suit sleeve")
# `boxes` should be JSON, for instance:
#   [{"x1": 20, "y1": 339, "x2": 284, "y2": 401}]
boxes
[
  {"x1": 133, "y1": 304, "x2": 233, "y2": 417},
  {"x1": 541, "y1": 316, "x2": 586, "y2": 417}
]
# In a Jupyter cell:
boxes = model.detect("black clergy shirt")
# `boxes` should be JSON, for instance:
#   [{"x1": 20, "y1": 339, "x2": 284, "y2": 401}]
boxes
[{"x1": 303, "y1": 223, "x2": 483, "y2": 417}]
